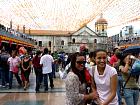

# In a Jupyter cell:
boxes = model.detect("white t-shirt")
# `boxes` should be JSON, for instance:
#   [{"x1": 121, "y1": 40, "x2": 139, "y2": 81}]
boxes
[
  {"x1": 8, "y1": 56, "x2": 21, "y2": 71},
  {"x1": 94, "y1": 64, "x2": 118, "y2": 105},
  {"x1": 64, "y1": 54, "x2": 68, "y2": 62},
  {"x1": 40, "y1": 54, "x2": 54, "y2": 74}
]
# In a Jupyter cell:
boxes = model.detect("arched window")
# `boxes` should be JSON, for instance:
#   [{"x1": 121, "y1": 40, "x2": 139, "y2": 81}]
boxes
[
  {"x1": 49, "y1": 41, "x2": 51, "y2": 47},
  {"x1": 102, "y1": 25, "x2": 104, "y2": 31},
  {"x1": 72, "y1": 38, "x2": 75, "y2": 43},
  {"x1": 39, "y1": 41, "x2": 42, "y2": 47},
  {"x1": 94, "y1": 39, "x2": 97, "y2": 43},
  {"x1": 61, "y1": 40, "x2": 64, "y2": 45}
]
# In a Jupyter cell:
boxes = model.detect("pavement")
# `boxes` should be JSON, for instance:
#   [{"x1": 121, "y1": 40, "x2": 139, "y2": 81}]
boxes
[{"x1": 0, "y1": 72, "x2": 139, "y2": 105}]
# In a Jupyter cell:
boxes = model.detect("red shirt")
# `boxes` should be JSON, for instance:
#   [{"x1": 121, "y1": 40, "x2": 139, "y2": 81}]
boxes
[
  {"x1": 32, "y1": 56, "x2": 41, "y2": 69},
  {"x1": 109, "y1": 55, "x2": 118, "y2": 65}
]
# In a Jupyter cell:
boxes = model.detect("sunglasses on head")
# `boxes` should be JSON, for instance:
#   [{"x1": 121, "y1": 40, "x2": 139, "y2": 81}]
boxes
[{"x1": 76, "y1": 61, "x2": 86, "y2": 65}]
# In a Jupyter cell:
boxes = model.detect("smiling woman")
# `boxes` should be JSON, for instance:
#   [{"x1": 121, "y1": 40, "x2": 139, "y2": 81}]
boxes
[{"x1": 92, "y1": 49, "x2": 118, "y2": 105}]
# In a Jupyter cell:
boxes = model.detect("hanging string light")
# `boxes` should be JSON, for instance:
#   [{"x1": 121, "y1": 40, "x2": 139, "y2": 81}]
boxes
[{"x1": 0, "y1": 0, "x2": 139, "y2": 31}]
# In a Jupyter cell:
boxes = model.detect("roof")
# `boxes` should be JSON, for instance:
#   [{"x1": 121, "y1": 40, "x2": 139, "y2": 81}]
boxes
[
  {"x1": 96, "y1": 18, "x2": 108, "y2": 24},
  {"x1": 73, "y1": 25, "x2": 99, "y2": 36},
  {"x1": 23, "y1": 30, "x2": 74, "y2": 36}
]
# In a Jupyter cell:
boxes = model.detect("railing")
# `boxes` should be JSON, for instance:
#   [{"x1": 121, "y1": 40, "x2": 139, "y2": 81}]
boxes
[
  {"x1": 0, "y1": 29, "x2": 36, "y2": 45},
  {"x1": 118, "y1": 38, "x2": 140, "y2": 46}
]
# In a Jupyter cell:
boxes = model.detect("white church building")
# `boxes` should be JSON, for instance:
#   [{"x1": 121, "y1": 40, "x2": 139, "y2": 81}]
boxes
[{"x1": 29, "y1": 17, "x2": 108, "y2": 53}]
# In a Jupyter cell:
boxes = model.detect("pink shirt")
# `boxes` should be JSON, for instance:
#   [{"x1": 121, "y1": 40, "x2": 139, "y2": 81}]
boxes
[
  {"x1": 94, "y1": 64, "x2": 118, "y2": 105},
  {"x1": 8, "y1": 56, "x2": 21, "y2": 71}
]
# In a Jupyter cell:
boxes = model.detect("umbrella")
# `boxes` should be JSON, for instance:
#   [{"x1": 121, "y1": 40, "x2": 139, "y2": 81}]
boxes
[{"x1": 123, "y1": 46, "x2": 140, "y2": 54}]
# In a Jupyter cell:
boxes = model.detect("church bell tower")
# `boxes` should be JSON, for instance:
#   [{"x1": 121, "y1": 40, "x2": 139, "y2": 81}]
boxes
[{"x1": 95, "y1": 14, "x2": 108, "y2": 36}]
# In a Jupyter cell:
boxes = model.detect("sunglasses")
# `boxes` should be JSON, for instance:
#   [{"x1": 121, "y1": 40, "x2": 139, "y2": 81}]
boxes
[{"x1": 76, "y1": 61, "x2": 86, "y2": 65}]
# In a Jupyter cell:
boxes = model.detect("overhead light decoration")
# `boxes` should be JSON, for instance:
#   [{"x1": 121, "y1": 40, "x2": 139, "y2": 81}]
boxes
[{"x1": 0, "y1": 0, "x2": 139, "y2": 31}]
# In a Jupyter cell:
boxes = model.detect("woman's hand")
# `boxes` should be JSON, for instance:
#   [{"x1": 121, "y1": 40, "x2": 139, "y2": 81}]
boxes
[
  {"x1": 125, "y1": 55, "x2": 131, "y2": 64},
  {"x1": 89, "y1": 91, "x2": 99, "y2": 100},
  {"x1": 23, "y1": 68, "x2": 27, "y2": 71},
  {"x1": 99, "y1": 103, "x2": 108, "y2": 105}
]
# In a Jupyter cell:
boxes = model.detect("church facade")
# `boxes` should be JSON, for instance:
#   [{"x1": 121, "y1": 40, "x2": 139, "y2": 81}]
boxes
[{"x1": 30, "y1": 25, "x2": 108, "y2": 53}]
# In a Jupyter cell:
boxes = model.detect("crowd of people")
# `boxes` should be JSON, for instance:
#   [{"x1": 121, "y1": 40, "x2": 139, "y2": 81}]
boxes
[
  {"x1": 0, "y1": 47, "x2": 68, "y2": 92},
  {"x1": 0, "y1": 46, "x2": 140, "y2": 105}
]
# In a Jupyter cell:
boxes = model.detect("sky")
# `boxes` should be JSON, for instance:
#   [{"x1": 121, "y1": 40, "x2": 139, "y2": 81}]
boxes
[{"x1": 87, "y1": 20, "x2": 140, "y2": 37}]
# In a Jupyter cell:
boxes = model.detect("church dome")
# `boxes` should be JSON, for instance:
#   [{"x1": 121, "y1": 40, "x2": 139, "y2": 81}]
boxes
[{"x1": 96, "y1": 17, "x2": 107, "y2": 24}]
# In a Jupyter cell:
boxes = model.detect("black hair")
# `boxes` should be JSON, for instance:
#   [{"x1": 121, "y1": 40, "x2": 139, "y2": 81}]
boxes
[
  {"x1": 70, "y1": 52, "x2": 86, "y2": 84},
  {"x1": 36, "y1": 50, "x2": 41, "y2": 56},
  {"x1": 116, "y1": 51, "x2": 123, "y2": 59},
  {"x1": 113, "y1": 48, "x2": 118, "y2": 53},
  {"x1": 89, "y1": 51, "x2": 95, "y2": 58},
  {"x1": 93, "y1": 49, "x2": 107, "y2": 58},
  {"x1": 119, "y1": 53, "x2": 132, "y2": 66},
  {"x1": 43, "y1": 48, "x2": 48, "y2": 54}
]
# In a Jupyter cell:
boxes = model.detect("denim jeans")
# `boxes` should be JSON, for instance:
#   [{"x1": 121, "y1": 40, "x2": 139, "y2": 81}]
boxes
[
  {"x1": 0, "y1": 67, "x2": 9, "y2": 86},
  {"x1": 52, "y1": 63, "x2": 58, "y2": 78},
  {"x1": 9, "y1": 71, "x2": 22, "y2": 88},
  {"x1": 43, "y1": 72, "x2": 54, "y2": 90},
  {"x1": 117, "y1": 75, "x2": 123, "y2": 105},
  {"x1": 5, "y1": 68, "x2": 9, "y2": 84},
  {"x1": 34, "y1": 68, "x2": 42, "y2": 91},
  {"x1": 124, "y1": 88, "x2": 139, "y2": 105},
  {"x1": 0, "y1": 67, "x2": 1, "y2": 76},
  {"x1": 1, "y1": 68, "x2": 6, "y2": 86}
]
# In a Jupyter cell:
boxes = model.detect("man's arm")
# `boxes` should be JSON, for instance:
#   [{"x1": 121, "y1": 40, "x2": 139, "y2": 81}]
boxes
[{"x1": 40, "y1": 57, "x2": 43, "y2": 67}]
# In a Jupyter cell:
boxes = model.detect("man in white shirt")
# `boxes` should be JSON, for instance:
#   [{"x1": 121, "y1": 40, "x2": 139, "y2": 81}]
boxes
[{"x1": 40, "y1": 48, "x2": 54, "y2": 91}]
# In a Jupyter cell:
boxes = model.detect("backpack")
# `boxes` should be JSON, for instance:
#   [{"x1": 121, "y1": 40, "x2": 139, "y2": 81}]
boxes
[{"x1": 131, "y1": 59, "x2": 140, "y2": 76}]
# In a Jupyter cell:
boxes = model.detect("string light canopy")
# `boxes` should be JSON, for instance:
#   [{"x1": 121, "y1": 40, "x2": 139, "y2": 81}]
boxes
[{"x1": 0, "y1": 0, "x2": 140, "y2": 31}]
